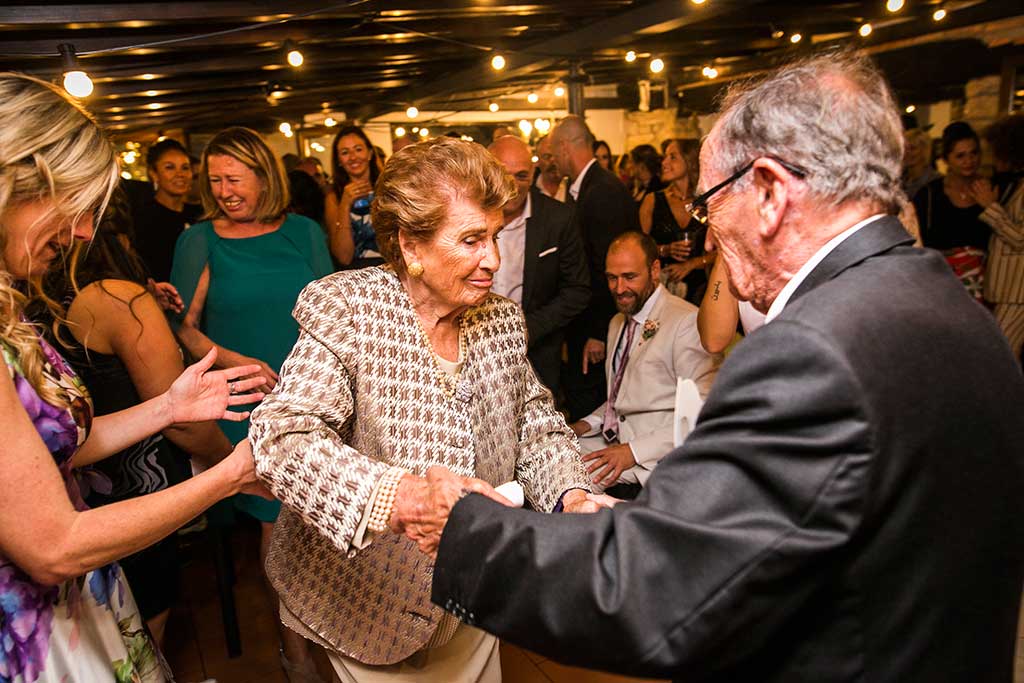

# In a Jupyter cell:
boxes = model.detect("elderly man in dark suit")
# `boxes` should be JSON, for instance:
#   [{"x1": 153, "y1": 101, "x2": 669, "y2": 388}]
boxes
[
  {"x1": 398, "y1": 54, "x2": 1024, "y2": 682},
  {"x1": 488, "y1": 136, "x2": 590, "y2": 396},
  {"x1": 551, "y1": 115, "x2": 640, "y2": 421}
]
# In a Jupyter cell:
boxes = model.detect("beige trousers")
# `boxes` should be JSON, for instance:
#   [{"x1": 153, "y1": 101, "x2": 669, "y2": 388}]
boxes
[{"x1": 327, "y1": 623, "x2": 501, "y2": 683}]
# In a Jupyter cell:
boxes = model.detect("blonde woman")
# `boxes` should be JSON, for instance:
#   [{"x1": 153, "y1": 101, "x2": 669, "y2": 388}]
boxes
[
  {"x1": 0, "y1": 73, "x2": 265, "y2": 683},
  {"x1": 170, "y1": 126, "x2": 332, "y2": 681}
]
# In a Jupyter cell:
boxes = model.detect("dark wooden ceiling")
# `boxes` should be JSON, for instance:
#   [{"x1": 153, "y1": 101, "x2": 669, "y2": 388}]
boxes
[{"x1": 1, "y1": 0, "x2": 1021, "y2": 137}]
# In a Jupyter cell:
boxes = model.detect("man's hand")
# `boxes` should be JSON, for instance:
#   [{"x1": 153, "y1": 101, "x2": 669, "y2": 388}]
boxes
[
  {"x1": 582, "y1": 338, "x2": 606, "y2": 374},
  {"x1": 570, "y1": 420, "x2": 591, "y2": 437},
  {"x1": 582, "y1": 443, "x2": 635, "y2": 488},
  {"x1": 390, "y1": 466, "x2": 513, "y2": 558}
]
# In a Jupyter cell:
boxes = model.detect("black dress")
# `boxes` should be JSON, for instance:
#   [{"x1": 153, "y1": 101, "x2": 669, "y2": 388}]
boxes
[
  {"x1": 60, "y1": 334, "x2": 188, "y2": 621},
  {"x1": 131, "y1": 197, "x2": 202, "y2": 282},
  {"x1": 650, "y1": 190, "x2": 708, "y2": 305},
  {"x1": 913, "y1": 177, "x2": 990, "y2": 251}
]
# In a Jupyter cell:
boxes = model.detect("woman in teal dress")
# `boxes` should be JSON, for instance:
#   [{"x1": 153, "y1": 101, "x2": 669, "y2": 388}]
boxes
[
  {"x1": 170, "y1": 126, "x2": 332, "y2": 682},
  {"x1": 0, "y1": 73, "x2": 267, "y2": 683}
]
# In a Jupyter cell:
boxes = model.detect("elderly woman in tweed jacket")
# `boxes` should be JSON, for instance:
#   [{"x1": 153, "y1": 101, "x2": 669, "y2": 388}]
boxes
[{"x1": 249, "y1": 137, "x2": 593, "y2": 682}]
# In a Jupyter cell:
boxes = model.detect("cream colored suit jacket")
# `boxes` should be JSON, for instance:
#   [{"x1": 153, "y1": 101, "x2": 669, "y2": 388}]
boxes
[{"x1": 583, "y1": 287, "x2": 718, "y2": 486}]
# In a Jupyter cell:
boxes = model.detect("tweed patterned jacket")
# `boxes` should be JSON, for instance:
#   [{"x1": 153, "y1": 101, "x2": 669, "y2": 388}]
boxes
[{"x1": 249, "y1": 266, "x2": 589, "y2": 665}]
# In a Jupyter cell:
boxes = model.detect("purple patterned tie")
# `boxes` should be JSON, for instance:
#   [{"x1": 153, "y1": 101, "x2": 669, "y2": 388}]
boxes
[{"x1": 602, "y1": 318, "x2": 638, "y2": 441}]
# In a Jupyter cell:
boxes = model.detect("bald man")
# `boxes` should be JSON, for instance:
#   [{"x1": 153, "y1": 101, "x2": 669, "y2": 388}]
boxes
[
  {"x1": 550, "y1": 115, "x2": 640, "y2": 421},
  {"x1": 488, "y1": 135, "x2": 589, "y2": 396}
]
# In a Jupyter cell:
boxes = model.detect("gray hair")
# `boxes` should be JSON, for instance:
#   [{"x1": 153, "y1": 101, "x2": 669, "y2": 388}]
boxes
[{"x1": 712, "y1": 52, "x2": 905, "y2": 213}]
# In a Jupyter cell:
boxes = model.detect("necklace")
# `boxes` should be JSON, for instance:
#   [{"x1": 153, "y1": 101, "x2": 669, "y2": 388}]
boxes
[{"x1": 410, "y1": 311, "x2": 469, "y2": 398}]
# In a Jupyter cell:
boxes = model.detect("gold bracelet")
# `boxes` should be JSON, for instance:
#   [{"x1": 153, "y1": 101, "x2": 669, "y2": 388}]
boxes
[{"x1": 367, "y1": 467, "x2": 407, "y2": 533}]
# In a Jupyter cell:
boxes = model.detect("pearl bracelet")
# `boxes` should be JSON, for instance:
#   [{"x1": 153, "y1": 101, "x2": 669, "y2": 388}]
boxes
[{"x1": 368, "y1": 467, "x2": 407, "y2": 533}]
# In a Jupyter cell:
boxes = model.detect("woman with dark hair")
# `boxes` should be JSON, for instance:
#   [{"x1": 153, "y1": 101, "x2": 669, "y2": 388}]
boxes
[
  {"x1": 39, "y1": 188, "x2": 237, "y2": 651},
  {"x1": 324, "y1": 125, "x2": 383, "y2": 268},
  {"x1": 639, "y1": 138, "x2": 713, "y2": 304},
  {"x1": 629, "y1": 143, "x2": 663, "y2": 204},
  {"x1": 913, "y1": 121, "x2": 992, "y2": 300},
  {"x1": 132, "y1": 138, "x2": 201, "y2": 282},
  {"x1": 288, "y1": 168, "x2": 326, "y2": 228},
  {"x1": 592, "y1": 139, "x2": 612, "y2": 171}
]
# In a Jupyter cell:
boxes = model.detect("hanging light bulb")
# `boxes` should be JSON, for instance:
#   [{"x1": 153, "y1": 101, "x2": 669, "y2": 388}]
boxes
[
  {"x1": 772, "y1": 29, "x2": 785, "y2": 39},
  {"x1": 518, "y1": 119, "x2": 533, "y2": 135},
  {"x1": 406, "y1": 106, "x2": 419, "y2": 118},
  {"x1": 702, "y1": 66, "x2": 719, "y2": 79},
  {"x1": 905, "y1": 104, "x2": 916, "y2": 114},
  {"x1": 932, "y1": 7, "x2": 947, "y2": 21},
  {"x1": 419, "y1": 128, "x2": 429, "y2": 138},
  {"x1": 394, "y1": 126, "x2": 406, "y2": 137},
  {"x1": 649, "y1": 58, "x2": 665, "y2": 74},
  {"x1": 412, "y1": 126, "x2": 419, "y2": 133},
  {"x1": 324, "y1": 116, "x2": 337, "y2": 127},
  {"x1": 279, "y1": 122, "x2": 292, "y2": 135},
  {"x1": 691, "y1": 0, "x2": 706, "y2": 4},
  {"x1": 284, "y1": 40, "x2": 304, "y2": 68},
  {"x1": 489, "y1": 102, "x2": 500, "y2": 112},
  {"x1": 859, "y1": 23, "x2": 873, "y2": 37},
  {"x1": 527, "y1": 91, "x2": 539, "y2": 104},
  {"x1": 625, "y1": 50, "x2": 637, "y2": 63},
  {"x1": 886, "y1": 0, "x2": 904, "y2": 12},
  {"x1": 554, "y1": 85, "x2": 565, "y2": 97},
  {"x1": 790, "y1": 33, "x2": 803, "y2": 44},
  {"x1": 58, "y1": 44, "x2": 93, "y2": 98},
  {"x1": 491, "y1": 54, "x2": 506, "y2": 71}
]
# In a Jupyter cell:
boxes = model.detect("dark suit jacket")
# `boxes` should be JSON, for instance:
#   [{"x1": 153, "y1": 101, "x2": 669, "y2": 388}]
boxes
[
  {"x1": 432, "y1": 217, "x2": 1024, "y2": 682},
  {"x1": 571, "y1": 162, "x2": 640, "y2": 342},
  {"x1": 521, "y1": 188, "x2": 590, "y2": 392}
]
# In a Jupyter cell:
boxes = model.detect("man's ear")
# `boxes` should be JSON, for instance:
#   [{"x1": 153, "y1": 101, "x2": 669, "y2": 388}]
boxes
[
  {"x1": 649, "y1": 257, "x2": 661, "y2": 281},
  {"x1": 750, "y1": 158, "x2": 793, "y2": 239}
]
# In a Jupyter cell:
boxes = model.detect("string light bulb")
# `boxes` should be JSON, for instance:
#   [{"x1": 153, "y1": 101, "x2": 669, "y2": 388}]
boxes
[
  {"x1": 527, "y1": 92, "x2": 539, "y2": 104},
  {"x1": 58, "y1": 44, "x2": 93, "y2": 98},
  {"x1": 649, "y1": 58, "x2": 665, "y2": 74},
  {"x1": 933, "y1": 8, "x2": 947, "y2": 20},
  {"x1": 886, "y1": 0, "x2": 904, "y2": 12},
  {"x1": 905, "y1": 104, "x2": 916, "y2": 114},
  {"x1": 491, "y1": 54, "x2": 506, "y2": 70},
  {"x1": 771, "y1": 28, "x2": 785, "y2": 39},
  {"x1": 419, "y1": 128, "x2": 429, "y2": 138},
  {"x1": 625, "y1": 50, "x2": 637, "y2": 63},
  {"x1": 284, "y1": 40, "x2": 304, "y2": 68},
  {"x1": 790, "y1": 33, "x2": 803, "y2": 44},
  {"x1": 406, "y1": 106, "x2": 419, "y2": 118},
  {"x1": 554, "y1": 85, "x2": 565, "y2": 97},
  {"x1": 859, "y1": 23, "x2": 873, "y2": 37},
  {"x1": 691, "y1": 0, "x2": 706, "y2": 4},
  {"x1": 324, "y1": 116, "x2": 337, "y2": 127},
  {"x1": 394, "y1": 126, "x2": 406, "y2": 137},
  {"x1": 702, "y1": 66, "x2": 719, "y2": 79},
  {"x1": 488, "y1": 101, "x2": 500, "y2": 113}
]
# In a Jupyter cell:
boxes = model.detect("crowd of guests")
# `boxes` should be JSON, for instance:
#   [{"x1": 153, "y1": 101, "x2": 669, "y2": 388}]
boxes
[{"x1": 1, "y1": 57, "x2": 1023, "y2": 683}]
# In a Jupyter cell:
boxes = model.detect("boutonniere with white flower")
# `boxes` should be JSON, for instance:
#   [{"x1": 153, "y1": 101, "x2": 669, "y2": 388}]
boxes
[{"x1": 642, "y1": 319, "x2": 660, "y2": 341}]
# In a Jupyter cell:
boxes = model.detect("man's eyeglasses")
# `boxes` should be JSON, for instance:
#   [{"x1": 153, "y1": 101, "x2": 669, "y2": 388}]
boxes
[{"x1": 686, "y1": 155, "x2": 808, "y2": 225}]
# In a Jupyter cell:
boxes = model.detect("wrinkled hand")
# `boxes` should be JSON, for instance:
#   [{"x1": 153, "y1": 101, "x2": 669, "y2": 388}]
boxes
[
  {"x1": 341, "y1": 180, "x2": 373, "y2": 209},
  {"x1": 147, "y1": 279, "x2": 184, "y2": 314},
  {"x1": 584, "y1": 492, "x2": 622, "y2": 509},
  {"x1": 392, "y1": 466, "x2": 513, "y2": 559},
  {"x1": 969, "y1": 178, "x2": 999, "y2": 209},
  {"x1": 222, "y1": 438, "x2": 274, "y2": 500},
  {"x1": 582, "y1": 338, "x2": 606, "y2": 374},
  {"x1": 167, "y1": 348, "x2": 267, "y2": 424},
  {"x1": 582, "y1": 442, "x2": 635, "y2": 488},
  {"x1": 667, "y1": 239, "x2": 693, "y2": 262}
]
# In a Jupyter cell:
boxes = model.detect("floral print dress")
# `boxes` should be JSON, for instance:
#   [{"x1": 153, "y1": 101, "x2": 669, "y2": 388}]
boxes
[{"x1": 0, "y1": 336, "x2": 170, "y2": 683}]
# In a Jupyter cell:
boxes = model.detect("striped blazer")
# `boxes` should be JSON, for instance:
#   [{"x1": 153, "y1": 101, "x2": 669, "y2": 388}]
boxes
[
  {"x1": 249, "y1": 266, "x2": 589, "y2": 665},
  {"x1": 981, "y1": 180, "x2": 1024, "y2": 304}
]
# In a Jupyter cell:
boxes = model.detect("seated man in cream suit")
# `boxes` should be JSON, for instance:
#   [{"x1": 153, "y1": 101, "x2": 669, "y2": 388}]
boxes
[{"x1": 570, "y1": 231, "x2": 718, "y2": 498}]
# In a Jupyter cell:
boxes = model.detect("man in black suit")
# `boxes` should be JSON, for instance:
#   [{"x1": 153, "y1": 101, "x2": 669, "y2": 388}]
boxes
[
  {"x1": 551, "y1": 115, "x2": 640, "y2": 421},
  {"x1": 399, "y1": 55, "x2": 1024, "y2": 682},
  {"x1": 488, "y1": 136, "x2": 589, "y2": 396}
]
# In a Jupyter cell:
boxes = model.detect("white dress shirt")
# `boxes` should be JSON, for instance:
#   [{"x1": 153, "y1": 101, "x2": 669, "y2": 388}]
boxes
[
  {"x1": 765, "y1": 214, "x2": 885, "y2": 323},
  {"x1": 492, "y1": 195, "x2": 532, "y2": 304},
  {"x1": 569, "y1": 158, "x2": 598, "y2": 201}
]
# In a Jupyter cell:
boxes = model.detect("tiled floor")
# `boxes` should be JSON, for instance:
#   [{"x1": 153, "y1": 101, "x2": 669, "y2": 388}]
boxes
[{"x1": 164, "y1": 518, "x2": 665, "y2": 683}]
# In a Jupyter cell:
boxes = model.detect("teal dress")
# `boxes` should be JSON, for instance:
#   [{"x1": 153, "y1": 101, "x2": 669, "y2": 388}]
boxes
[{"x1": 171, "y1": 214, "x2": 333, "y2": 521}]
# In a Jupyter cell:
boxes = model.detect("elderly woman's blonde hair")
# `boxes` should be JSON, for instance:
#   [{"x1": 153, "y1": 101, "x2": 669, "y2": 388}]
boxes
[
  {"x1": 199, "y1": 126, "x2": 290, "y2": 223},
  {"x1": 373, "y1": 137, "x2": 516, "y2": 271},
  {"x1": 0, "y1": 72, "x2": 119, "y2": 408}
]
